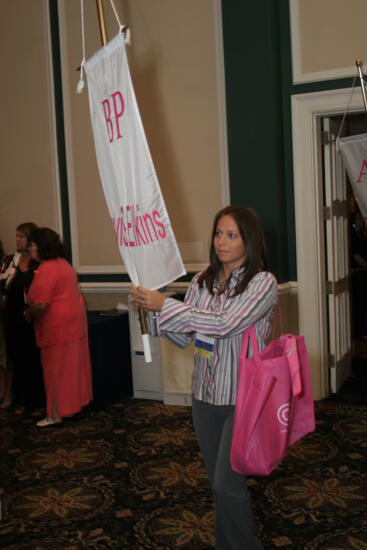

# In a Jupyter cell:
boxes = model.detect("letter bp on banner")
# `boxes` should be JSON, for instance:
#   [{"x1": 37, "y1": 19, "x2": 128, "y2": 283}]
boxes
[
  {"x1": 84, "y1": 32, "x2": 186, "y2": 290},
  {"x1": 339, "y1": 133, "x2": 367, "y2": 219}
]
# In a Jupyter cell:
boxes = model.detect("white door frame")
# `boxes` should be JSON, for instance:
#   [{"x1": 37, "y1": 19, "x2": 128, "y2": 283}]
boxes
[{"x1": 291, "y1": 88, "x2": 363, "y2": 400}]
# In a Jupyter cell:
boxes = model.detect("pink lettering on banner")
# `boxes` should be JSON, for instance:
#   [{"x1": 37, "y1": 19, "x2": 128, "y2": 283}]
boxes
[
  {"x1": 126, "y1": 205, "x2": 135, "y2": 247},
  {"x1": 143, "y1": 212, "x2": 158, "y2": 243},
  {"x1": 134, "y1": 205, "x2": 146, "y2": 245},
  {"x1": 153, "y1": 210, "x2": 166, "y2": 239},
  {"x1": 102, "y1": 99, "x2": 113, "y2": 143},
  {"x1": 112, "y1": 204, "x2": 167, "y2": 249},
  {"x1": 111, "y1": 91, "x2": 124, "y2": 139},
  {"x1": 120, "y1": 207, "x2": 128, "y2": 247},
  {"x1": 102, "y1": 90, "x2": 125, "y2": 143},
  {"x1": 357, "y1": 159, "x2": 367, "y2": 183}
]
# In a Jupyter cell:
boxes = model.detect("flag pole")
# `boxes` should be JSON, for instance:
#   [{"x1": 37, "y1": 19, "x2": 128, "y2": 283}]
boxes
[
  {"x1": 130, "y1": 265, "x2": 152, "y2": 363},
  {"x1": 94, "y1": 0, "x2": 152, "y2": 363},
  {"x1": 96, "y1": 0, "x2": 108, "y2": 46},
  {"x1": 356, "y1": 59, "x2": 367, "y2": 113}
]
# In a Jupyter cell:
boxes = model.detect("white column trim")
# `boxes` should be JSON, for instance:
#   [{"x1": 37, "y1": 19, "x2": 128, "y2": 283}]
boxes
[
  {"x1": 57, "y1": 0, "x2": 81, "y2": 265},
  {"x1": 214, "y1": 0, "x2": 230, "y2": 207},
  {"x1": 43, "y1": 0, "x2": 63, "y2": 234}
]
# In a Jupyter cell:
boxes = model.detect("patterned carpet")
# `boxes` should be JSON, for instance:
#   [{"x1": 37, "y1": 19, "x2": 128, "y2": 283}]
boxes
[{"x1": 1, "y1": 398, "x2": 367, "y2": 549}]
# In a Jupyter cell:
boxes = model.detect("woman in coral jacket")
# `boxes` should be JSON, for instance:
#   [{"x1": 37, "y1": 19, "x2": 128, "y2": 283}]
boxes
[{"x1": 25, "y1": 227, "x2": 92, "y2": 427}]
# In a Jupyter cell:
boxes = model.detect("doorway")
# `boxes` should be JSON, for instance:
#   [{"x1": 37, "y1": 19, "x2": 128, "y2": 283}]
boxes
[
  {"x1": 291, "y1": 88, "x2": 367, "y2": 401},
  {"x1": 323, "y1": 113, "x2": 367, "y2": 400}
]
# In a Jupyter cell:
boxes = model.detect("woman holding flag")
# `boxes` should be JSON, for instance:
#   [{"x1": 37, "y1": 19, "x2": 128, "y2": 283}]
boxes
[{"x1": 131, "y1": 205, "x2": 278, "y2": 550}]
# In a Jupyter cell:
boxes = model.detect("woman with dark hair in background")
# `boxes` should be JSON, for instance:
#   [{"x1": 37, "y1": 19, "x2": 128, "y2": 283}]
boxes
[
  {"x1": 131, "y1": 206, "x2": 278, "y2": 550},
  {"x1": 0, "y1": 223, "x2": 45, "y2": 413},
  {"x1": 25, "y1": 227, "x2": 92, "y2": 427}
]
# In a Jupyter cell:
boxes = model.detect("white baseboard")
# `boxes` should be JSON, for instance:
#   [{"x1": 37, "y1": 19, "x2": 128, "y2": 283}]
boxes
[
  {"x1": 163, "y1": 393, "x2": 192, "y2": 406},
  {"x1": 133, "y1": 390, "x2": 163, "y2": 401}
]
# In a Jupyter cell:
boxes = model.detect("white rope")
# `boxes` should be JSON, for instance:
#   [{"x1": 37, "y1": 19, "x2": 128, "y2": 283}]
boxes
[
  {"x1": 109, "y1": 0, "x2": 122, "y2": 28},
  {"x1": 76, "y1": 0, "x2": 86, "y2": 93},
  {"x1": 336, "y1": 75, "x2": 358, "y2": 141},
  {"x1": 76, "y1": 0, "x2": 131, "y2": 95},
  {"x1": 109, "y1": 0, "x2": 131, "y2": 44}
]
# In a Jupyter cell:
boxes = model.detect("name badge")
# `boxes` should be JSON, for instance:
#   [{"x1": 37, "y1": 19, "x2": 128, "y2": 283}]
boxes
[{"x1": 194, "y1": 333, "x2": 215, "y2": 359}]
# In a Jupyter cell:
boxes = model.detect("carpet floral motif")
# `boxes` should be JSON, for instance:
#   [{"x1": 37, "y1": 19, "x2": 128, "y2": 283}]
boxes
[
  {"x1": 1, "y1": 398, "x2": 366, "y2": 548},
  {"x1": 135, "y1": 504, "x2": 215, "y2": 549},
  {"x1": 266, "y1": 471, "x2": 367, "y2": 510},
  {"x1": 15, "y1": 440, "x2": 114, "y2": 479},
  {"x1": 333, "y1": 416, "x2": 367, "y2": 444},
  {"x1": 127, "y1": 425, "x2": 197, "y2": 455},
  {"x1": 131, "y1": 456, "x2": 209, "y2": 496},
  {"x1": 7, "y1": 480, "x2": 111, "y2": 522}
]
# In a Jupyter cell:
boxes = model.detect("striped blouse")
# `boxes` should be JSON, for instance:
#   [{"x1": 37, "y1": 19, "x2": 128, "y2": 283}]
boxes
[{"x1": 156, "y1": 268, "x2": 279, "y2": 406}]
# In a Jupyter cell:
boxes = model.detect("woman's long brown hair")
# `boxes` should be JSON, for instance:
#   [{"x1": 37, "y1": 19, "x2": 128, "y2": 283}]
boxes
[{"x1": 197, "y1": 206, "x2": 269, "y2": 296}]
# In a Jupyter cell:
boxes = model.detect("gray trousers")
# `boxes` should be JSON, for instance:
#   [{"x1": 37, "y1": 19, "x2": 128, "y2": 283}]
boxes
[{"x1": 192, "y1": 398, "x2": 263, "y2": 550}]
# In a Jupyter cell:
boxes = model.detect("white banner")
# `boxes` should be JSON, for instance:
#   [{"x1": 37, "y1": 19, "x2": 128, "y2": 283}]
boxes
[
  {"x1": 339, "y1": 133, "x2": 367, "y2": 219},
  {"x1": 84, "y1": 32, "x2": 185, "y2": 289}
]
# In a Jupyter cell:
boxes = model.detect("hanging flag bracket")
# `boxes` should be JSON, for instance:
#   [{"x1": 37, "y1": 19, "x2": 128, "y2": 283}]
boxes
[{"x1": 356, "y1": 59, "x2": 367, "y2": 113}]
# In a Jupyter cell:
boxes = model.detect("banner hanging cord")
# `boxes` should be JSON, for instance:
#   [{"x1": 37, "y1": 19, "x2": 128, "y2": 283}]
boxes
[
  {"x1": 76, "y1": 0, "x2": 130, "y2": 94},
  {"x1": 336, "y1": 75, "x2": 358, "y2": 143},
  {"x1": 76, "y1": 0, "x2": 86, "y2": 93},
  {"x1": 109, "y1": 0, "x2": 122, "y2": 30},
  {"x1": 107, "y1": 0, "x2": 131, "y2": 43}
]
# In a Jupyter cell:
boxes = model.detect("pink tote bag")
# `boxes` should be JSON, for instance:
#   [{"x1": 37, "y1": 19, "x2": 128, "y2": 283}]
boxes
[{"x1": 230, "y1": 325, "x2": 315, "y2": 476}]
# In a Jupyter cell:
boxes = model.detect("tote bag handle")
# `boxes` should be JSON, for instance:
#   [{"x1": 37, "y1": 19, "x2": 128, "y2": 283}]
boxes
[
  {"x1": 240, "y1": 323, "x2": 302, "y2": 397},
  {"x1": 240, "y1": 326, "x2": 262, "y2": 366},
  {"x1": 271, "y1": 304, "x2": 284, "y2": 341}
]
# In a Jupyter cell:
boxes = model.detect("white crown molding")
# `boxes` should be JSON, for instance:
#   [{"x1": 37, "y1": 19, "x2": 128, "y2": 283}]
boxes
[
  {"x1": 79, "y1": 282, "x2": 191, "y2": 296},
  {"x1": 80, "y1": 283, "x2": 130, "y2": 291},
  {"x1": 80, "y1": 279, "x2": 297, "y2": 294},
  {"x1": 278, "y1": 281, "x2": 298, "y2": 293},
  {"x1": 76, "y1": 262, "x2": 207, "y2": 275},
  {"x1": 293, "y1": 66, "x2": 359, "y2": 85},
  {"x1": 77, "y1": 265, "x2": 128, "y2": 275}
]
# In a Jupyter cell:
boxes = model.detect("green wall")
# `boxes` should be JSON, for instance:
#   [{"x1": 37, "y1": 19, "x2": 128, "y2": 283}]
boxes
[
  {"x1": 221, "y1": 0, "x2": 356, "y2": 283},
  {"x1": 221, "y1": 0, "x2": 289, "y2": 282}
]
